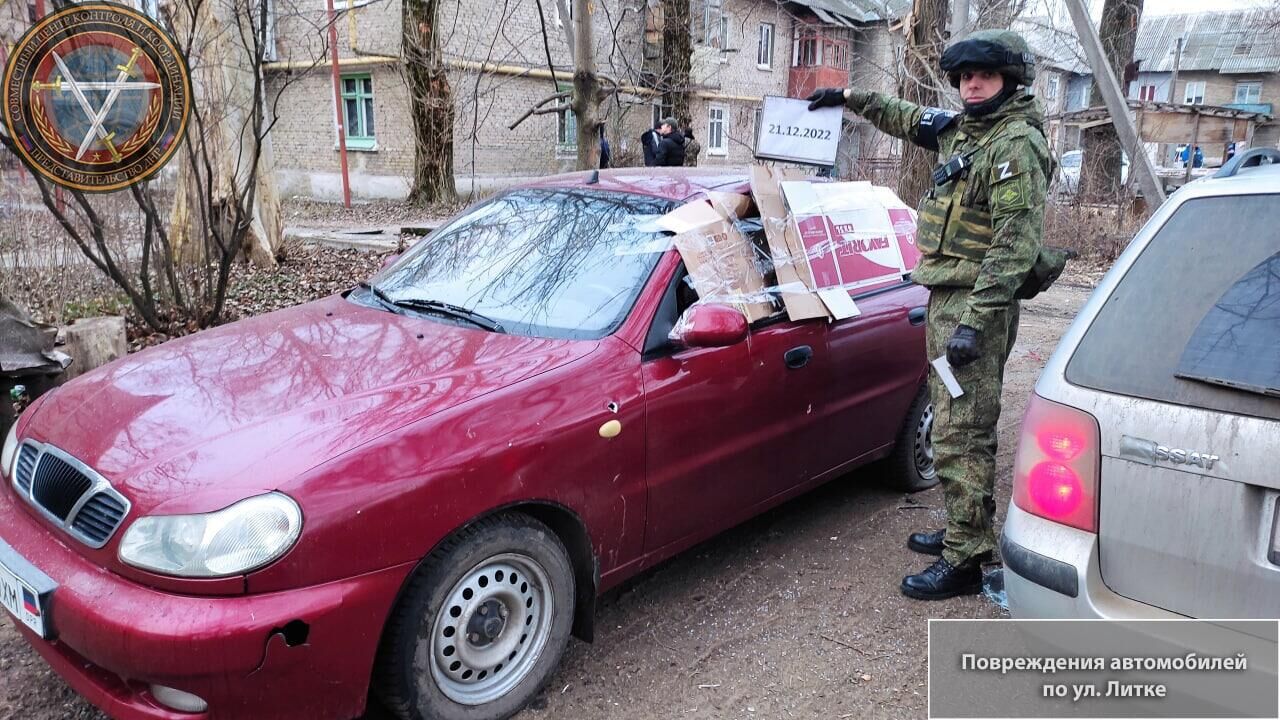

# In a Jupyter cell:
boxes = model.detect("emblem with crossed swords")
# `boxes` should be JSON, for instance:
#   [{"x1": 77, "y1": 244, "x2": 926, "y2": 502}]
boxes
[{"x1": 30, "y1": 45, "x2": 161, "y2": 162}]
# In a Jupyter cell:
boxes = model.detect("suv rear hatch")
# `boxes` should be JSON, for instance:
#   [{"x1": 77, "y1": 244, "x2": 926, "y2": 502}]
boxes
[{"x1": 1064, "y1": 193, "x2": 1280, "y2": 618}]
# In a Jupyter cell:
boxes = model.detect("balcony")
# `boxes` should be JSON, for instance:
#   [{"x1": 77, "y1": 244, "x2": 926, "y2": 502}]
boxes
[
  {"x1": 1224, "y1": 102, "x2": 1273, "y2": 115},
  {"x1": 788, "y1": 28, "x2": 850, "y2": 100}
]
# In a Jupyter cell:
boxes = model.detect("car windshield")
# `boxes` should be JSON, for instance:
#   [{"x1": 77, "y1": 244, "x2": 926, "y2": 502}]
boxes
[
  {"x1": 364, "y1": 189, "x2": 672, "y2": 339},
  {"x1": 1066, "y1": 194, "x2": 1280, "y2": 420}
]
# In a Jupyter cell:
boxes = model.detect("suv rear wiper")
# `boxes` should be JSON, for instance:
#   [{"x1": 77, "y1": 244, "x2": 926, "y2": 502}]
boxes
[
  {"x1": 1176, "y1": 373, "x2": 1280, "y2": 399},
  {"x1": 358, "y1": 282, "x2": 505, "y2": 333}
]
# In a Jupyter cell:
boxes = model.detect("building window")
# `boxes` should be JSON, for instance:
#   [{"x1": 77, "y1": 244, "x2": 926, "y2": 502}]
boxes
[
  {"x1": 1046, "y1": 75, "x2": 1060, "y2": 101},
  {"x1": 557, "y1": 83, "x2": 577, "y2": 153},
  {"x1": 1183, "y1": 81, "x2": 1205, "y2": 105},
  {"x1": 1234, "y1": 81, "x2": 1262, "y2": 104},
  {"x1": 136, "y1": 0, "x2": 159, "y2": 18},
  {"x1": 753, "y1": 106, "x2": 763, "y2": 148},
  {"x1": 652, "y1": 103, "x2": 674, "y2": 129},
  {"x1": 823, "y1": 39, "x2": 848, "y2": 71},
  {"x1": 757, "y1": 22, "x2": 774, "y2": 68},
  {"x1": 700, "y1": 0, "x2": 727, "y2": 49},
  {"x1": 707, "y1": 104, "x2": 727, "y2": 156},
  {"x1": 795, "y1": 31, "x2": 820, "y2": 67},
  {"x1": 340, "y1": 74, "x2": 376, "y2": 150},
  {"x1": 1138, "y1": 84, "x2": 1156, "y2": 102},
  {"x1": 555, "y1": 0, "x2": 572, "y2": 28}
]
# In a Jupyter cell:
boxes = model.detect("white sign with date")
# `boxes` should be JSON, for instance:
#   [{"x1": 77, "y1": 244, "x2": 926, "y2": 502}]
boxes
[{"x1": 754, "y1": 95, "x2": 843, "y2": 166}]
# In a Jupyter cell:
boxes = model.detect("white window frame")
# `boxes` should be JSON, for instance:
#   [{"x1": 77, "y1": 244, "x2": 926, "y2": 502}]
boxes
[
  {"x1": 1045, "y1": 75, "x2": 1060, "y2": 101},
  {"x1": 1137, "y1": 84, "x2": 1156, "y2": 102},
  {"x1": 557, "y1": 83, "x2": 577, "y2": 156},
  {"x1": 707, "y1": 104, "x2": 728, "y2": 156},
  {"x1": 757, "y1": 22, "x2": 774, "y2": 69},
  {"x1": 1234, "y1": 81, "x2": 1262, "y2": 104},
  {"x1": 555, "y1": 0, "x2": 572, "y2": 29},
  {"x1": 752, "y1": 106, "x2": 763, "y2": 149},
  {"x1": 1183, "y1": 80, "x2": 1205, "y2": 105},
  {"x1": 135, "y1": 0, "x2": 159, "y2": 18}
]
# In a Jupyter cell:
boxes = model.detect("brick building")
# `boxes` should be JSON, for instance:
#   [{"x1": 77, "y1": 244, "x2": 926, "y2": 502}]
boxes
[{"x1": 263, "y1": 0, "x2": 909, "y2": 200}]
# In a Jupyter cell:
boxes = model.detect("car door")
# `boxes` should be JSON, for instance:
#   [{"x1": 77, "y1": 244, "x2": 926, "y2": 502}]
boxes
[
  {"x1": 816, "y1": 282, "x2": 929, "y2": 475},
  {"x1": 640, "y1": 260, "x2": 830, "y2": 555}
]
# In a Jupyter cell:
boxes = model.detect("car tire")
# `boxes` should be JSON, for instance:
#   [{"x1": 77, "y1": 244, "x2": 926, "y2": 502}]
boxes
[
  {"x1": 880, "y1": 384, "x2": 939, "y2": 492},
  {"x1": 374, "y1": 513, "x2": 576, "y2": 720}
]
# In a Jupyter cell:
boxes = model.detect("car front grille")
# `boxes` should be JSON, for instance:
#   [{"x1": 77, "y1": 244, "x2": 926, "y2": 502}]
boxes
[{"x1": 10, "y1": 441, "x2": 131, "y2": 549}]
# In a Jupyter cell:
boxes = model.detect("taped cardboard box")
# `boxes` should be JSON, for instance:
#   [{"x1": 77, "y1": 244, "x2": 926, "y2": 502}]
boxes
[
  {"x1": 749, "y1": 165, "x2": 835, "y2": 321},
  {"x1": 656, "y1": 196, "x2": 776, "y2": 323}
]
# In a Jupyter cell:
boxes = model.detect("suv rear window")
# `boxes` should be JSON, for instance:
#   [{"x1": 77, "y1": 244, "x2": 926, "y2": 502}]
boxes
[{"x1": 1065, "y1": 194, "x2": 1280, "y2": 421}]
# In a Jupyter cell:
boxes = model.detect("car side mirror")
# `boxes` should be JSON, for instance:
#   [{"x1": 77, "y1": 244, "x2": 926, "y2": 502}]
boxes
[{"x1": 672, "y1": 304, "x2": 748, "y2": 348}]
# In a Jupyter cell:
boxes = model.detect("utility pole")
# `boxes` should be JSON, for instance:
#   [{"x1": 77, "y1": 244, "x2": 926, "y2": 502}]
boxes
[
  {"x1": 1063, "y1": 0, "x2": 1165, "y2": 204},
  {"x1": 1170, "y1": 37, "x2": 1182, "y2": 104}
]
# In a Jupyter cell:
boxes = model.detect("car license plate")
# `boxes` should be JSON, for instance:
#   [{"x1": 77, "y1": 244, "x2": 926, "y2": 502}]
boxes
[{"x1": 0, "y1": 541, "x2": 53, "y2": 639}]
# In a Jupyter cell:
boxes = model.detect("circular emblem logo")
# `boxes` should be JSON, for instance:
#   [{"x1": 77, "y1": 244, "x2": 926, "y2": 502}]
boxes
[{"x1": 3, "y1": 2, "x2": 191, "y2": 192}]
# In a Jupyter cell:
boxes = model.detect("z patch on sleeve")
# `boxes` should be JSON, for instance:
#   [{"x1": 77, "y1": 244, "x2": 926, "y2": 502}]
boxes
[{"x1": 990, "y1": 159, "x2": 1030, "y2": 214}]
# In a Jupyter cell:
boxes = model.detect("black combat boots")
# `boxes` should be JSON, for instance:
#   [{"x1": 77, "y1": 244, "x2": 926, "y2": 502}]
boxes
[
  {"x1": 901, "y1": 557, "x2": 984, "y2": 600},
  {"x1": 907, "y1": 528, "x2": 946, "y2": 555}
]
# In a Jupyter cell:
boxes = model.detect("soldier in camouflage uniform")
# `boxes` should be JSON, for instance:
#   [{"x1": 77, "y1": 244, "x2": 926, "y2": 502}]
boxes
[{"x1": 807, "y1": 30, "x2": 1051, "y2": 600}]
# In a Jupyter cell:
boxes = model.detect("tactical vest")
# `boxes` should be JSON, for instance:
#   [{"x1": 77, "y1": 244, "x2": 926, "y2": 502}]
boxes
[{"x1": 915, "y1": 116, "x2": 1022, "y2": 263}]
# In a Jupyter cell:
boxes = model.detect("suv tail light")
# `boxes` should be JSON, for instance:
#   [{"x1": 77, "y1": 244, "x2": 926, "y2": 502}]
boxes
[{"x1": 1012, "y1": 393, "x2": 1101, "y2": 533}]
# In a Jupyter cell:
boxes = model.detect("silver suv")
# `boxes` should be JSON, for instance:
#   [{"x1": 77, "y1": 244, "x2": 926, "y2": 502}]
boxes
[{"x1": 1003, "y1": 149, "x2": 1280, "y2": 619}]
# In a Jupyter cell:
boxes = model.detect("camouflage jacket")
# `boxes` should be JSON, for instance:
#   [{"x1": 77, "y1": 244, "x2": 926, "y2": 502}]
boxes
[{"x1": 846, "y1": 90, "x2": 1050, "y2": 332}]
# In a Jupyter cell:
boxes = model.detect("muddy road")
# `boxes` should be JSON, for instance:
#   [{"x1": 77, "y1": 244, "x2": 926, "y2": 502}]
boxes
[{"x1": 0, "y1": 283, "x2": 1093, "y2": 720}]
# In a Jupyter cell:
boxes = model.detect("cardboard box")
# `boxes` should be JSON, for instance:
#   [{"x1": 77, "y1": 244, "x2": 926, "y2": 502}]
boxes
[
  {"x1": 749, "y1": 165, "x2": 834, "y2": 322},
  {"x1": 657, "y1": 197, "x2": 776, "y2": 323},
  {"x1": 781, "y1": 180, "x2": 920, "y2": 297}
]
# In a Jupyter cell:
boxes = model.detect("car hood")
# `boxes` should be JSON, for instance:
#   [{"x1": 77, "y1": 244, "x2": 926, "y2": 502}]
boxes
[{"x1": 23, "y1": 294, "x2": 596, "y2": 512}]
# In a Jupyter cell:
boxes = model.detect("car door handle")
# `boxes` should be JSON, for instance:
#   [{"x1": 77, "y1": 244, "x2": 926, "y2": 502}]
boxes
[
  {"x1": 784, "y1": 346, "x2": 813, "y2": 370},
  {"x1": 908, "y1": 306, "x2": 927, "y2": 326}
]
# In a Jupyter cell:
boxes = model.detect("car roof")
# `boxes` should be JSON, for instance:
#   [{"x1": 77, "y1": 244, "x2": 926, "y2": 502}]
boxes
[
  {"x1": 518, "y1": 167, "x2": 754, "y2": 202},
  {"x1": 1176, "y1": 160, "x2": 1280, "y2": 200}
]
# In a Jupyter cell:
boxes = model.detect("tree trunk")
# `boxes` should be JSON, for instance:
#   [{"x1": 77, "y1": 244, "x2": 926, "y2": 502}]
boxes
[
  {"x1": 404, "y1": 0, "x2": 456, "y2": 204},
  {"x1": 1081, "y1": 0, "x2": 1142, "y2": 202},
  {"x1": 168, "y1": 0, "x2": 281, "y2": 268},
  {"x1": 661, "y1": 0, "x2": 693, "y2": 129},
  {"x1": 897, "y1": 0, "x2": 950, "y2": 206},
  {"x1": 572, "y1": 0, "x2": 600, "y2": 169}
]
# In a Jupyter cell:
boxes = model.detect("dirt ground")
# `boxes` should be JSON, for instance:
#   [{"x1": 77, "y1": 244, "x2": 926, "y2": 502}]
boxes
[{"x1": 0, "y1": 282, "x2": 1094, "y2": 720}]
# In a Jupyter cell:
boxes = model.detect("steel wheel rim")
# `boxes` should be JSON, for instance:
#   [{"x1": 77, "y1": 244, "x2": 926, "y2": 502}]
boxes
[
  {"x1": 915, "y1": 402, "x2": 937, "y2": 480},
  {"x1": 428, "y1": 553, "x2": 554, "y2": 705}
]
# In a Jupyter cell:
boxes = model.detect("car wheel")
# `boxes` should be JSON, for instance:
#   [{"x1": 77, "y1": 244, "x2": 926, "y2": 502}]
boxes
[
  {"x1": 880, "y1": 384, "x2": 939, "y2": 492},
  {"x1": 374, "y1": 513, "x2": 575, "y2": 720}
]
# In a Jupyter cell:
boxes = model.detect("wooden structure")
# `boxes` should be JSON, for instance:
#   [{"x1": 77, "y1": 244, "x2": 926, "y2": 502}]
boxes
[{"x1": 1057, "y1": 101, "x2": 1274, "y2": 185}]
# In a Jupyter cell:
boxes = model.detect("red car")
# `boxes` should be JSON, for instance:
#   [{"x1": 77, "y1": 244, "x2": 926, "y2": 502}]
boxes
[{"x1": 0, "y1": 169, "x2": 933, "y2": 720}]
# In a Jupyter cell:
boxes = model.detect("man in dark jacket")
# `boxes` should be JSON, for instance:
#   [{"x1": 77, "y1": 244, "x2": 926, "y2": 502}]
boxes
[
  {"x1": 655, "y1": 117, "x2": 686, "y2": 167},
  {"x1": 640, "y1": 122, "x2": 661, "y2": 167}
]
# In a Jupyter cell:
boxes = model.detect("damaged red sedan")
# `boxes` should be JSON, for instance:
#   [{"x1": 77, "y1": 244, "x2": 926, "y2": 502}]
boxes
[{"x1": 0, "y1": 169, "x2": 932, "y2": 720}]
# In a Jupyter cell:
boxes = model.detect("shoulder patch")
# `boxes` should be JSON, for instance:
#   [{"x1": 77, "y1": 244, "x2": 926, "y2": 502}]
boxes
[
  {"x1": 916, "y1": 107, "x2": 959, "y2": 153},
  {"x1": 991, "y1": 174, "x2": 1031, "y2": 215},
  {"x1": 990, "y1": 158, "x2": 1024, "y2": 184}
]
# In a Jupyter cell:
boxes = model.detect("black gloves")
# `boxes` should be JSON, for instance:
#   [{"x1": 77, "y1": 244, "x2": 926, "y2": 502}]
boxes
[
  {"x1": 806, "y1": 88, "x2": 847, "y2": 111},
  {"x1": 946, "y1": 324, "x2": 981, "y2": 368}
]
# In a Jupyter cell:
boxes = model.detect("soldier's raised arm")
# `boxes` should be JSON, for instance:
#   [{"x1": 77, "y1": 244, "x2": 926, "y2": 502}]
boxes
[{"x1": 805, "y1": 88, "x2": 955, "y2": 152}]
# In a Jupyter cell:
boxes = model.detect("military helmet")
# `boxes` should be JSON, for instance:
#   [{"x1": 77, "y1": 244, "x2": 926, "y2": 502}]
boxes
[{"x1": 940, "y1": 29, "x2": 1036, "y2": 88}]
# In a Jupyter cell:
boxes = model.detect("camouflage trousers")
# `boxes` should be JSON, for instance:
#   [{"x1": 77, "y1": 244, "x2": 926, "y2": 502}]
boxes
[{"x1": 925, "y1": 287, "x2": 1020, "y2": 567}]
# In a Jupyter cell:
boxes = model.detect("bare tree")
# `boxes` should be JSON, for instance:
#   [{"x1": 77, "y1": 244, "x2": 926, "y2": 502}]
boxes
[
  {"x1": 1080, "y1": 0, "x2": 1142, "y2": 202},
  {"x1": 661, "y1": 0, "x2": 693, "y2": 129},
  {"x1": 897, "y1": 0, "x2": 951, "y2": 205},
  {"x1": 404, "y1": 0, "x2": 456, "y2": 204}
]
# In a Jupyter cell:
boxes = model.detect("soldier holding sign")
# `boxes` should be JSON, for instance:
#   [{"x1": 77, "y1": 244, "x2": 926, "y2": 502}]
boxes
[{"x1": 806, "y1": 30, "x2": 1058, "y2": 600}]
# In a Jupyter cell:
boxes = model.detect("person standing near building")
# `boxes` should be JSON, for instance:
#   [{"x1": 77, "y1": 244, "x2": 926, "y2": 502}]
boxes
[
  {"x1": 683, "y1": 127, "x2": 701, "y2": 166},
  {"x1": 655, "y1": 117, "x2": 686, "y2": 167},
  {"x1": 640, "y1": 122, "x2": 662, "y2": 167},
  {"x1": 806, "y1": 29, "x2": 1052, "y2": 600}
]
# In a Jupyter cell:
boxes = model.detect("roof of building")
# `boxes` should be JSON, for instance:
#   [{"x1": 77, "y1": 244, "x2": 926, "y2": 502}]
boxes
[
  {"x1": 787, "y1": 0, "x2": 911, "y2": 26},
  {"x1": 1134, "y1": 10, "x2": 1280, "y2": 74},
  {"x1": 1019, "y1": 10, "x2": 1280, "y2": 79},
  {"x1": 1015, "y1": 17, "x2": 1090, "y2": 75}
]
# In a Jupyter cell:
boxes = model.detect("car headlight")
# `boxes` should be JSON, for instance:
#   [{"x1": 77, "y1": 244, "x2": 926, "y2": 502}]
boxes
[
  {"x1": 1, "y1": 421, "x2": 17, "y2": 481},
  {"x1": 119, "y1": 493, "x2": 302, "y2": 577}
]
